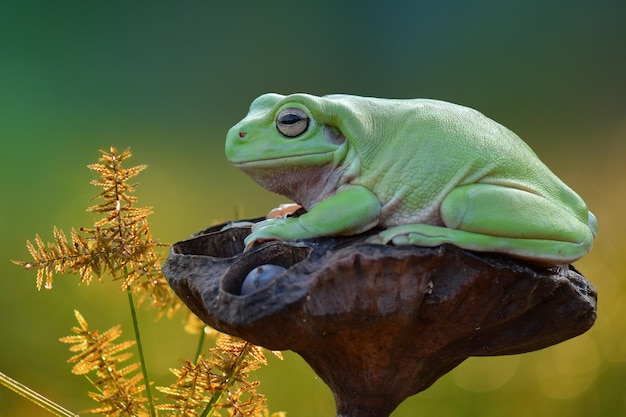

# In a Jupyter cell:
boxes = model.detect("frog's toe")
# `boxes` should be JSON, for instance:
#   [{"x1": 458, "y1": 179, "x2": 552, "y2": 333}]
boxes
[
  {"x1": 243, "y1": 231, "x2": 278, "y2": 251},
  {"x1": 391, "y1": 234, "x2": 410, "y2": 245},
  {"x1": 366, "y1": 230, "x2": 391, "y2": 244},
  {"x1": 366, "y1": 228, "x2": 406, "y2": 245},
  {"x1": 250, "y1": 219, "x2": 272, "y2": 233},
  {"x1": 369, "y1": 224, "x2": 452, "y2": 247},
  {"x1": 365, "y1": 233, "x2": 381, "y2": 244}
]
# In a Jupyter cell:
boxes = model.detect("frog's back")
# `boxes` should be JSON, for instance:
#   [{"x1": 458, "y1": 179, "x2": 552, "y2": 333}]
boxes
[{"x1": 321, "y1": 95, "x2": 590, "y2": 227}]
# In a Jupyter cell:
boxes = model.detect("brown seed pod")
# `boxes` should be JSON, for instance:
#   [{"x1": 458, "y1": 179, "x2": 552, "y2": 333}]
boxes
[{"x1": 163, "y1": 220, "x2": 597, "y2": 417}]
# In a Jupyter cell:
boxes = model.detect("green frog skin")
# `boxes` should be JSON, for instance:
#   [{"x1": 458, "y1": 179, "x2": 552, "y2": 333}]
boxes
[{"x1": 225, "y1": 93, "x2": 597, "y2": 264}]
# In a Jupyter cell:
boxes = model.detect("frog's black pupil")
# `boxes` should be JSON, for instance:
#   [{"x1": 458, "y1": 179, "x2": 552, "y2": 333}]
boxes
[{"x1": 280, "y1": 114, "x2": 302, "y2": 125}]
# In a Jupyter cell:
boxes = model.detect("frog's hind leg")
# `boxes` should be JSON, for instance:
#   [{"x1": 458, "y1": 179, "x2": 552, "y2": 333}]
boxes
[{"x1": 372, "y1": 184, "x2": 594, "y2": 264}]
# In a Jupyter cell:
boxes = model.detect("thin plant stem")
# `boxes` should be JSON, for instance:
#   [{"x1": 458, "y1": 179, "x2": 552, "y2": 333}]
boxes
[
  {"x1": 199, "y1": 341, "x2": 252, "y2": 417},
  {"x1": 126, "y1": 287, "x2": 156, "y2": 417},
  {"x1": 199, "y1": 391, "x2": 221, "y2": 417},
  {"x1": 0, "y1": 371, "x2": 79, "y2": 417},
  {"x1": 194, "y1": 327, "x2": 206, "y2": 362}
]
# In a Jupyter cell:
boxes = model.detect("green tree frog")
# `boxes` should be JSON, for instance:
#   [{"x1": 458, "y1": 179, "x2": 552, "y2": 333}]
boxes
[{"x1": 225, "y1": 93, "x2": 597, "y2": 264}]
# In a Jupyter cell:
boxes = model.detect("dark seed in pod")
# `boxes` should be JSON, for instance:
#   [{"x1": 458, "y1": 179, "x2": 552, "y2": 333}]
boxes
[{"x1": 240, "y1": 264, "x2": 287, "y2": 295}]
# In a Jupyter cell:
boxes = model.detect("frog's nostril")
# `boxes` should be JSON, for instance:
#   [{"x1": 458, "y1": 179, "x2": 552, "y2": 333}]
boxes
[{"x1": 239, "y1": 131, "x2": 246, "y2": 138}]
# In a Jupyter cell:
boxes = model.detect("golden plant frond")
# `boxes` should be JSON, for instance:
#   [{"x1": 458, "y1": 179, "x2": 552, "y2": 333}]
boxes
[
  {"x1": 157, "y1": 334, "x2": 283, "y2": 417},
  {"x1": 12, "y1": 227, "x2": 103, "y2": 290},
  {"x1": 11, "y1": 146, "x2": 285, "y2": 417},
  {"x1": 156, "y1": 358, "x2": 216, "y2": 417},
  {"x1": 59, "y1": 310, "x2": 148, "y2": 416},
  {"x1": 13, "y1": 146, "x2": 184, "y2": 318}
]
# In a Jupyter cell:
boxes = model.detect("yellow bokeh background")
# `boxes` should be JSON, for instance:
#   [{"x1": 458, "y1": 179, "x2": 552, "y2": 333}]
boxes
[{"x1": 1, "y1": 2, "x2": 624, "y2": 416}]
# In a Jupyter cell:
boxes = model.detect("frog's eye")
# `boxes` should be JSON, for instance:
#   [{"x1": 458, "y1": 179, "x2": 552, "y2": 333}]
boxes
[{"x1": 276, "y1": 108, "x2": 310, "y2": 138}]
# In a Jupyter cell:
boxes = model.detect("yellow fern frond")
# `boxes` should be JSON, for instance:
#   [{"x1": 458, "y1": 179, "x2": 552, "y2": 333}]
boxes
[
  {"x1": 14, "y1": 146, "x2": 183, "y2": 318},
  {"x1": 157, "y1": 334, "x2": 282, "y2": 417},
  {"x1": 60, "y1": 310, "x2": 148, "y2": 416}
]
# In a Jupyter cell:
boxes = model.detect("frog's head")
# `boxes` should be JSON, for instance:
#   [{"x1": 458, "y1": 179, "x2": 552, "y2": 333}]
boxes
[{"x1": 225, "y1": 93, "x2": 360, "y2": 204}]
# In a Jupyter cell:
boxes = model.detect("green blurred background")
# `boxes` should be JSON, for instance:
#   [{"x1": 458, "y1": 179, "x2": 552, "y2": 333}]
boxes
[{"x1": 1, "y1": 1, "x2": 625, "y2": 416}]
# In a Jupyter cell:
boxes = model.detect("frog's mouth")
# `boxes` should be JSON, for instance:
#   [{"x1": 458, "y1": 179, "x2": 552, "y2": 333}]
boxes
[{"x1": 230, "y1": 151, "x2": 336, "y2": 168}]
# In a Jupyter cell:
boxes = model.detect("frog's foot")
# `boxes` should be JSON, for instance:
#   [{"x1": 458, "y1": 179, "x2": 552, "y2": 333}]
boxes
[
  {"x1": 367, "y1": 224, "x2": 462, "y2": 246},
  {"x1": 367, "y1": 223, "x2": 590, "y2": 264},
  {"x1": 368, "y1": 224, "x2": 533, "y2": 250},
  {"x1": 369, "y1": 184, "x2": 595, "y2": 264}
]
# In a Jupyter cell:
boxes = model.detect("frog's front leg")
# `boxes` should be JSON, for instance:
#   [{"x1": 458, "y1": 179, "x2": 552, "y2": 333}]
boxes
[
  {"x1": 245, "y1": 185, "x2": 381, "y2": 249},
  {"x1": 370, "y1": 184, "x2": 595, "y2": 264}
]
